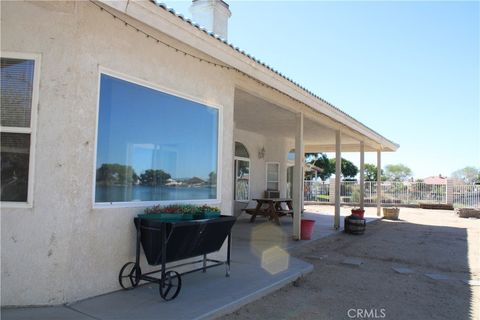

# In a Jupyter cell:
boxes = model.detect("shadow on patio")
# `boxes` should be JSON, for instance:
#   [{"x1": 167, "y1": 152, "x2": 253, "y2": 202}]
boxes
[{"x1": 2, "y1": 207, "x2": 381, "y2": 320}]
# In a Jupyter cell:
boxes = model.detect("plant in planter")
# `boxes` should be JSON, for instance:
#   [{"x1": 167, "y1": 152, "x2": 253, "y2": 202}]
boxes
[
  {"x1": 141, "y1": 204, "x2": 221, "y2": 221},
  {"x1": 198, "y1": 205, "x2": 221, "y2": 219},
  {"x1": 351, "y1": 208, "x2": 365, "y2": 219}
]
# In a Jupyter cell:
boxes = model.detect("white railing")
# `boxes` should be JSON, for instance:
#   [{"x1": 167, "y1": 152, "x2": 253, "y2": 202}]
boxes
[
  {"x1": 453, "y1": 184, "x2": 480, "y2": 208},
  {"x1": 304, "y1": 180, "x2": 479, "y2": 208},
  {"x1": 304, "y1": 181, "x2": 329, "y2": 202}
]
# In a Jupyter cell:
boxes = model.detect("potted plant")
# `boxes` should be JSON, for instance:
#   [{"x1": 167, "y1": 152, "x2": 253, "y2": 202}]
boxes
[
  {"x1": 383, "y1": 207, "x2": 400, "y2": 220},
  {"x1": 141, "y1": 204, "x2": 192, "y2": 221},
  {"x1": 140, "y1": 204, "x2": 221, "y2": 221},
  {"x1": 198, "y1": 205, "x2": 221, "y2": 219},
  {"x1": 351, "y1": 208, "x2": 365, "y2": 219}
]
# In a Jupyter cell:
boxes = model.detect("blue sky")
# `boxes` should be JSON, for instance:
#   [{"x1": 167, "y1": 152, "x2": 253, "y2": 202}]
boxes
[
  {"x1": 167, "y1": 0, "x2": 479, "y2": 179},
  {"x1": 97, "y1": 74, "x2": 218, "y2": 180}
]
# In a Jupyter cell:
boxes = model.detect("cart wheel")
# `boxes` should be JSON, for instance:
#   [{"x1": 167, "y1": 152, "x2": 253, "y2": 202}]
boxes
[
  {"x1": 159, "y1": 271, "x2": 182, "y2": 301},
  {"x1": 119, "y1": 262, "x2": 141, "y2": 289},
  {"x1": 225, "y1": 264, "x2": 231, "y2": 277}
]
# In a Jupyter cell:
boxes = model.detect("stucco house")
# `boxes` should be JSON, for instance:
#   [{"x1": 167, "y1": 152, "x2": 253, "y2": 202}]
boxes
[{"x1": 1, "y1": 0, "x2": 398, "y2": 306}]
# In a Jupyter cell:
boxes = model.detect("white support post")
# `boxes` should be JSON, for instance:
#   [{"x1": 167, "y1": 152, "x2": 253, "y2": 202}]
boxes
[
  {"x1": 329, "y1": 178, "x2": 336, "y2": 204},
  {"x1": 293, "y1": 113, "x2": 304, "y2": 240},
  {"x1": 360, "y1": 141, "x2": 365, "y2": 210},
  {"x1": 446, "y1": 179, "x2": 454, "y2": 205},
  {"x1": 334, "y1": 130, "x2": 341, "y2": 229},
  {"x1": 232, "y1": 121, "x2": 236, "y2": 216},
  {"x1": 377, "y1": 150, "x2": 382, "y2": 216}
]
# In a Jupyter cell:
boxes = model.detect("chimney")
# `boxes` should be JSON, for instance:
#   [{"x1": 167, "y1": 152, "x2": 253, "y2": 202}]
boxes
[{"x1": 190, "y1": 0, "x2": 231, "y2": 40}]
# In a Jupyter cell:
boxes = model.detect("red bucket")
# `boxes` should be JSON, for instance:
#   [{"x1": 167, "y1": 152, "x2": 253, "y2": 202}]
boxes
[
  {"x1": 301, "y1": 219, "x2": 316, "y2": 240},
  {"x1": 351, "y1": 209, "x2": 365, "y2": 219}
]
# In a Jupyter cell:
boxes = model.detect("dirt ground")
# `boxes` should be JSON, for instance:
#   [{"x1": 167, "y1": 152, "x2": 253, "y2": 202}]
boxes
[{"x1": 221, "y1": 206, "x2": 480, "y2": 320}]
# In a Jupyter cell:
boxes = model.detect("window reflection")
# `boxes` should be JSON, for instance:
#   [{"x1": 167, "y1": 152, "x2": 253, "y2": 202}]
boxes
[
  {"x1": 266, "y1": 162, "x2": 279, "y2": 191},
  {"x1": 234, "y1": 142, "x2": 250, "y2": 201},
  {"x1": 95, "y1": 74, "x2": 218, "y2": 203},
  {"x1": 1, "y1": 133, "x2": 30, "y2": 202}
]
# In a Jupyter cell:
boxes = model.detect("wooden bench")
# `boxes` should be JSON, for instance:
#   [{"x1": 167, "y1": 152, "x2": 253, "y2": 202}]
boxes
[
  {"x1": 244, "y1": 208, "x2": 270, "y2": 219},
  {"x1": 276, "y1": 209, "x2": 293, "y2": 217},
  {"x1": 244, "y1": 198, "x2": 294, "y2": 224}
]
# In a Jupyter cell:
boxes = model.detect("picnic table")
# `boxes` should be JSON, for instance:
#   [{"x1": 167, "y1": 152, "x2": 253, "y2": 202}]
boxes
[{"x1": 245, "y1": 198, "x2": 294, "y2": 224}]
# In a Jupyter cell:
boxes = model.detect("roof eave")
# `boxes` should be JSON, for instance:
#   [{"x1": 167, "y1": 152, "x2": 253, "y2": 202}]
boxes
[{"x1": 96, "y1": 0, "x2": 399, "y2": 152}]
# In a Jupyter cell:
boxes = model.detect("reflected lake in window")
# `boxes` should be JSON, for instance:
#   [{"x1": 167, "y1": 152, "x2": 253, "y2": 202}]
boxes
[{"x1": 95, "y1": 74, "x2": 218, "y2": 203}]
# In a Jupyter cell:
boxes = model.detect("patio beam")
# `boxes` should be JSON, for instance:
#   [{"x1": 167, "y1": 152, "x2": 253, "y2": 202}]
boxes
[
  {"x1": 360, "y1": 141, "x2": 365, "y2": 210},
  {"x1": 377, "y1": 150, "x2": 382, "y2": 216},
  {"x1": 334, "y1": 130, "x2": 341, "y2": 229},
  {"x1": 293, "y1": 112, "x2": 304, "y2": 240}
]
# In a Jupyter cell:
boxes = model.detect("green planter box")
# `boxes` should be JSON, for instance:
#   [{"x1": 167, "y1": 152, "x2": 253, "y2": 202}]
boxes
[
  {"x1": 138, "y1": 212, "x2": 221, "y2": 221},
  {"x1": 204, "y1": 212, "x2": 221, "y2": 219},
  {"x1": 138, "y1": 213, "x2": 192, "y2": 221}
]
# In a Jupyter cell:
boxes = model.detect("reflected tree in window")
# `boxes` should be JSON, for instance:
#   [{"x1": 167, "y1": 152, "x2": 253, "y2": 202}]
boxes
[
  {"x1": 95, "y1": 74, "x2": 219, "y2": 203},
  {"x1": 139, "y1": 169, "x2": 171, "y2": 186}
]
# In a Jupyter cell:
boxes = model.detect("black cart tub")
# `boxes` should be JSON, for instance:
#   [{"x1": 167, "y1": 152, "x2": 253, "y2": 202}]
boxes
[{"x1": 119, "y1": 215, "x2": 236, "y2": 301}]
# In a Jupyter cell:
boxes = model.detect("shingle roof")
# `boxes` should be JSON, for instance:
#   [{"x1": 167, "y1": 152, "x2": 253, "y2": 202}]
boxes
[
  {"x1": 423, "y1": 176, "x2": 447, "y2": 185},
  {"x1": 151, "y1": 1, "x2": 398, "y2": 148}
]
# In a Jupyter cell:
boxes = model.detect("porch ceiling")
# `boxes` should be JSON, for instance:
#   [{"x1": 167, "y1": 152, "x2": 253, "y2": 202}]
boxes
[{"x1": 234, "y1": 89, "x2": 379, "y2": 152}]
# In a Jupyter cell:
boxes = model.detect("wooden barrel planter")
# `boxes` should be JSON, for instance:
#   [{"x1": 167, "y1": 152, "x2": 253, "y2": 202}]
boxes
[
  {"x1": 383, "y1": 207, "x2": 400, "y2": 220},
  {"x1": 344, "y1": 216, "x2": 366, "y2": 235}
]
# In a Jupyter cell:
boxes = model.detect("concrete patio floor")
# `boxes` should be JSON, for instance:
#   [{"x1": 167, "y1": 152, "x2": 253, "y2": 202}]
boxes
[
  {"x1": 221, "y1": 207, "x2": 480, "y2": 320},
  {"x1": 2, "y1": 206, "x2": 378, "y2": 320}
]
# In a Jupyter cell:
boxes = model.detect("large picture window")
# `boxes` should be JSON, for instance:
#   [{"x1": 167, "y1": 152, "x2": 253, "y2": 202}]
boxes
[
  {"x1": 95, "y1": 73, "x2": 219, "y2": 204},
  {"x1": 1, "y1": 55, "x2": 39, "y2": 205}
]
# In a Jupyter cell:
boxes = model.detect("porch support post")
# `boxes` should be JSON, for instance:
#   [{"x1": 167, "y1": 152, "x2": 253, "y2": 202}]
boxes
[
  {"x1": 334, "y1": 130, "x2": 341, "y2": 229},
  {"x1": 359, "y1": 141, "x2": 365, "y2": 210},
  {"x1": 377, "y1": 150, "x2": 382, "y2": 216},
  {"x1": 293, "y1": 112, "x2": 304, "y2": 240}
]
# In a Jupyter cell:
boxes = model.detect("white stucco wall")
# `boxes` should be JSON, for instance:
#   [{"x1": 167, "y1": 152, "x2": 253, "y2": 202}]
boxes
[
  {"x1": 1, "y1": 1, "x2": 235, "y2": 306},
  {"x1": 234, "y1": 128, "x2": 293, "y2": 202}
]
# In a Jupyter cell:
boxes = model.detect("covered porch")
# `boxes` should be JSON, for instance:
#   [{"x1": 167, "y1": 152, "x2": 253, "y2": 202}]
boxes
[
  {"x1": 233, "y1": 87, "x2": 396, "y2": 238},
  {"x1": 3, "y1": 206, "x2": 380, "y2": 320}
]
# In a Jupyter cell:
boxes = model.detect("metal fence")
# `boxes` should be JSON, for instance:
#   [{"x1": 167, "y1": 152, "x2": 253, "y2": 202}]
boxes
[
  {"x1": 304, "y1": 180, "x2": 480, "y2": 208},
  {"x1": 304, "y1": 181, "x2": 329, "y2": 202},
  {"x1": 453, "y1": 184, "x2": 480, "y2": 208}
]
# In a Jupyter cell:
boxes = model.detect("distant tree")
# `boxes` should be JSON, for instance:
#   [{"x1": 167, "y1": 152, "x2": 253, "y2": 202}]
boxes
[
  {"x1": 186, "y1": 177, "x2": 206, "y2": 185},
  {"x1": 305, "y1": 153, "x2": 320, "y2": 163},
  {"x1": 96, "y1": 163, "x2": 137, "y2": 186},
  {"x1": 311, "y1": 153, "x2": 334, "y2": 181},
  {"x1": 208, "y1": 171, "x2": 217, "y2": 186},
  {"x1": 364, "y1": 164, "x2": 378, "y2": 181},
  {"x1": 451, "y1": 167, "x2": 480, "y2": 184},
  {"x1": 384, "y1": 164, "x2": 412, "y2": 181},
  {"x1": 330, "y1": 158, "x2": 359, "y2": 180},
  {"x1": 139, "y1": 169, "x2": 171, "y2": 186}
]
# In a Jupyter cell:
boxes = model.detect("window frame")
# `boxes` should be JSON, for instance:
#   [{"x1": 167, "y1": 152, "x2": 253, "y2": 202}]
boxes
[
  {"x1": 93, "y1": 67, "x2": 223, "y2": 208},
  {"x1": 265, "y1": 161, "x2": 280, "y2": 191},
  {"x1": 0, "y1": 51, "x2": 41, "y2": 208}
]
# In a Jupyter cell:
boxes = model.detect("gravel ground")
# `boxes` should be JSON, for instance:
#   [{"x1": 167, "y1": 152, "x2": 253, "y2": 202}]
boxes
[{"x1": 220, "y1": 207, "x2": 480, "y2": 320}]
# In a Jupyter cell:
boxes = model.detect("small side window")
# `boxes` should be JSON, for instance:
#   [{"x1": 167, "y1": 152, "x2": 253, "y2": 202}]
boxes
[
  {"x1": 1, "y1": 56, "x2": 38, "y2": 204},
  {"x1": 266, "y1": 162, "x2": 280, "y2": 191}
]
